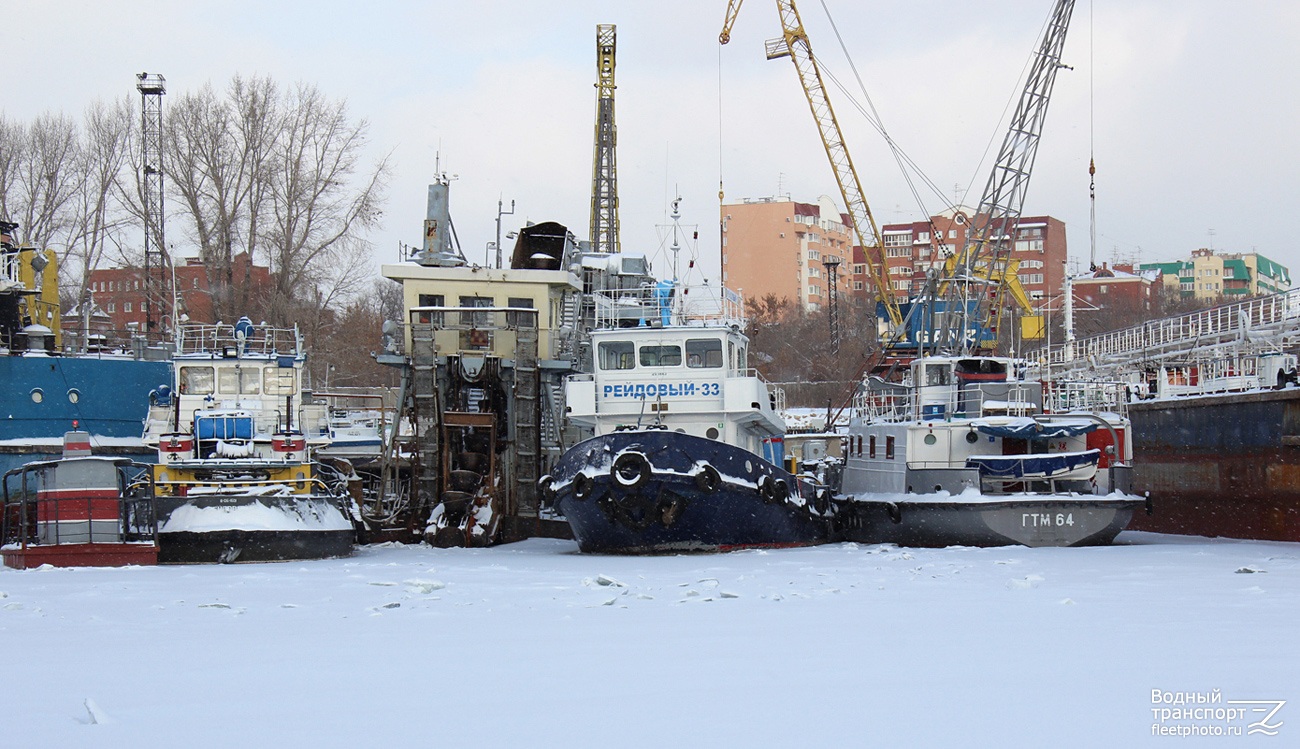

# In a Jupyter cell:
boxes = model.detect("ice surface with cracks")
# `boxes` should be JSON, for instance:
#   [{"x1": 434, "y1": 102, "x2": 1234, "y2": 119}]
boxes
[{"x1": 2, "y1": 532, "x2": 1297, "y2": 747}]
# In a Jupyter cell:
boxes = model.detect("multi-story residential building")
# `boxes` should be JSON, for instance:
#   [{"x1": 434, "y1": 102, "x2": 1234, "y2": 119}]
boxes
[
  {"x1": 720, "y1": 195, "x2": 854, "y2": 311},
  {"x1": 70, "y1": 252, "x2": 272, "y2": 332},
  {"x1": 1139, "y1": 248, "x2": 1290, "y2": 301},
  {"x1": 857, "y1": 206, "x2": 1068, "y2": 310}
]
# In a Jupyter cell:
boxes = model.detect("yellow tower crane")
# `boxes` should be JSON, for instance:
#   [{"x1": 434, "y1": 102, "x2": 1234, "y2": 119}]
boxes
[
  {"x1": 589, "y1": 24, "x2": 621, "y2": 255},
  {"x1": 719, "y1": 0, "x2": 903, "y2": 330}
]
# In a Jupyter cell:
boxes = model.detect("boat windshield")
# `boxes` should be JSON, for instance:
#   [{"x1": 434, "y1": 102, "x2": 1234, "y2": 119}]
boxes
[
  {"x1": 640, "y1": 345, "x2": 682, "y2": 367},
  {"x1": 598, "y1": 341, "x2": 635, "y2": 370},
  {"x1": 686, "y1": 339, "x2": 723, "y2": 368}
]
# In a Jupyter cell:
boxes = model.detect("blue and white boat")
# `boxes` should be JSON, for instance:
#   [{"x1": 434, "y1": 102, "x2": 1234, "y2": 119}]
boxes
[
  {"x1": 835, "y1": 355, "x2": 1143, "y2": 547},
  {"x1": 543, "y1": 281, "x2": 832, "y2": 553}
]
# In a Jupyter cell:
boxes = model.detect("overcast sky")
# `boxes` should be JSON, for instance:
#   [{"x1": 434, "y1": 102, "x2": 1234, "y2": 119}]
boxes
[{"x1": 4, "y1": 1, "x2": 1298, "y2": 285}]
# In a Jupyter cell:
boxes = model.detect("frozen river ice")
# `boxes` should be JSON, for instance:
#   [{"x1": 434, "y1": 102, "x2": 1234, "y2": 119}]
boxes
[{"x1": 3, "y1": 531, "x2": 1296, "y2": 747}]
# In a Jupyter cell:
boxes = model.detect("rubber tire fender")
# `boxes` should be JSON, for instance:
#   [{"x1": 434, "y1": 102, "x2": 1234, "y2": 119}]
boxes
[
  {"x1": 771, "y1": 478, "x2": 789, "y2": 502},
  {"x1": 758, "y1": 474, "x2": 776, "y2": 504},
  {"x1": 694, "y1": 463, "x2": 722, "y2": 493},
  {"x1": 573, "y1": 473, "x2": 595, "y2": 501},
  {"x1": 537, "y1": 474, "x2": 556, "y2": 503},
  {"x1": 611, "y1": 452, "x2": 652, "y2": 489}
]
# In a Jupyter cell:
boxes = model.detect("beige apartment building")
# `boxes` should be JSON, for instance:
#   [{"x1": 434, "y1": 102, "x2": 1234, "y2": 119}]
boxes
[
  {"x1": 720, "y1": 196, "x2": 853, "y2": 311},
  {"x1": 1140, "y1": 248, "x2": 1291, "y2": 301}
]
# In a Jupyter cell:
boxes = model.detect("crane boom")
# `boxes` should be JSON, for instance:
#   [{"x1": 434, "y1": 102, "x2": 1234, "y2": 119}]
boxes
[
  {"x1": 935, "y1": 0, "x2": 1075, "y2": 353},
  {"x1": 720, "y1": 0, "x2": 902, "y2": 329},
  {"x1": 589, "y1": 24, "x2": 621, "y2": 254}
]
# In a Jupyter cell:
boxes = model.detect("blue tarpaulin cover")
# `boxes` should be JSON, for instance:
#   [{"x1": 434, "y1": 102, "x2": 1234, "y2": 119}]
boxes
[
  {"x1": 970, "y1": 417, "x2": 1098, "y2": 440},
  {"x1": 966, "y1": 449, "x2": 1100, "y2": 479}
]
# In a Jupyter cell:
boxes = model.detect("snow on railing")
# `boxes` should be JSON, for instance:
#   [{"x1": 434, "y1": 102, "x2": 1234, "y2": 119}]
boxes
[
  {"x1": 1044, "y1": 287, "x2": 1300, "y2": 372},
  {"x1": 592, "y1": 282, "x2": 745, "y2": 330},
  {"x1": 175, "y1": 321, "x2": 303, "y2": 358}
]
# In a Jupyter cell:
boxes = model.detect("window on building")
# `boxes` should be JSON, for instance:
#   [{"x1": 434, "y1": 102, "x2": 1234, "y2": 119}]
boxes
[
  {"x1": 107, "y1": 302, "x2": 115, "y2": 313},
  {"x1": 124, "y1": 302, "x2": 132, "y2": 313},
  {"x1": 854, "y1": 281, "x2": 864, "y2": 290}
]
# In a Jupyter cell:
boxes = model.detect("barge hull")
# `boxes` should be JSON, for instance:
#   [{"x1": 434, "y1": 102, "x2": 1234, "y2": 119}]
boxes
[{"x1": 1129, "y1": 388, "x2": 1300, "y2": 542}]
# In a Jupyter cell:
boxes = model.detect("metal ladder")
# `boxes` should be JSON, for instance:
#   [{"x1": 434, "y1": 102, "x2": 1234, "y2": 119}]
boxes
[
  {"x1": 409, "y1": 320, "x2": 442, "y2": 511},
  {"x1": 512, "y1": 313, "x2": 540, "y2": 517}
]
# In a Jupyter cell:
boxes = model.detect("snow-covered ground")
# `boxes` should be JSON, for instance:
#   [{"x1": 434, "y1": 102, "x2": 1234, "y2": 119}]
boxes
[{"x1": 4, "y1": 531, "x2": 1296, "y2": 748}]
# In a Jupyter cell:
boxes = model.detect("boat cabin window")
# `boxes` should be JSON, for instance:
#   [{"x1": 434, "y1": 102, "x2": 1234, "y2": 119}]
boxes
[
  {"x1": 459, "y1": 295, "x2": 492, "y2": 327},
  {"x1": 264, "y1": 368, "x2": 297, "y2": 396},
  {"x1": 597, "y1": 341, "x2": 636, "y2": 370},
  {"x1": 924, "y1": 363, "x2": 952, "y2": 386},
  {"x1": 417, "y1": 293, "x2": 445, "y2": 325},
  {"x1": 956, "y1": 358, "x2": 1007, "y2": 378},
  {"x1": 505, "y1": 297, "x2": 535, "y2": 327},
  {"x1": 217, "y1": 367, "x2": 263, "y2": 395},
  {"x1": 686, "y1": 339, "x2": 724, "y2": 368},
  {"x1": 179, "y1": 366, "x2": 214, "y2": 395},
  {"x1": 640, "y1": 344, "x2": 682, "y2": 367}
]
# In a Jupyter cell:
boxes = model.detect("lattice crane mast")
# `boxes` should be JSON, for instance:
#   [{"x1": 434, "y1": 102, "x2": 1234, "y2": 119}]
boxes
[
  {"x1": 934, "y1": 0, "x2": 1075, "y2": 353},
  {"x1": 589, "y1": 24, "x2": 621, "y2": 254},
  {"x1": 720, "y1": 0, "x2": 902, "y2": 329}
]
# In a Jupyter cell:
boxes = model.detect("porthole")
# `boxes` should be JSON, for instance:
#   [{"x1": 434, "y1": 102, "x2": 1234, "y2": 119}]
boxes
[
  {"x1": 923, "y1": 433, "x2": 937, "y2": 445},
  {"x1": 706, "y1": 427, "x2": 720, "y2": 440},
  {"x1": 67, "y1": 389, "x2": 80, "y2": 404},
  {"x1": 744, "y1": 459, "x2": 753, "y2": 474},
  {"x1": 30, "y1": 388, "x2": 43, "y2": 404},
  {"x1": 965, "y1": 431, "x2": 980, "y2": 444}
]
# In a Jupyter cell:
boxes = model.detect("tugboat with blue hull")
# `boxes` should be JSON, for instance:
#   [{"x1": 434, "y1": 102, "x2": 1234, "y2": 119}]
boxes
[
  {"x1": 143, "y1": 318, "x2": 357, "y2": 563},
  {"x1": 546, "y1": 280, "x2": 832, "y2": 554}
]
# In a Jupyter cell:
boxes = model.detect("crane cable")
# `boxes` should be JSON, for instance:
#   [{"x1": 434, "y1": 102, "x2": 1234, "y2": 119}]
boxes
[
  {"x1": 815, "y1": 0, "x2": 953, "y2": 224},
  {"x1": 1088, "y1": 0, "x2": 1097, "y2": 273}
]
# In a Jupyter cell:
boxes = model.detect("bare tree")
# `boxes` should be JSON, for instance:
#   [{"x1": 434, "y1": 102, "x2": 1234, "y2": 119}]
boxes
[
  {"x1": 262, "y1": 82, "x2": 389, "y2": 327},
  {"x1": 10, "y1": 112, "x2": 81, "y2": 249},
  {"x1": 63, "y1": 98, "x2": 135, "y2": 303},
  {"x1": 165, "y1": 76, "x2": 278, "y2": 323},
  {"x1": 0, "y1": 113, "x2": 23, "y2": 223}
]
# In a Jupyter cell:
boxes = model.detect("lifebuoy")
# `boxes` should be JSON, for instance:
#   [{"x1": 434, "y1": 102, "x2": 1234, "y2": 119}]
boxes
[
  {"x1": 611, "y1": 452, "x2": 651, "y2": 489},
  {"x1": 694, "y1": 463, "x2": 722, "y2": 493},
  {"x1": 573, "y1": 473, "x2": 595, "y2": 500}
]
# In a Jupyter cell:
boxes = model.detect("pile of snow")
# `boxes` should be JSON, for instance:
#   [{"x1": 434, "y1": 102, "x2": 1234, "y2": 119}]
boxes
[{"x1": 159, "y1": 498, "x2": 352, "y2": 532}]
